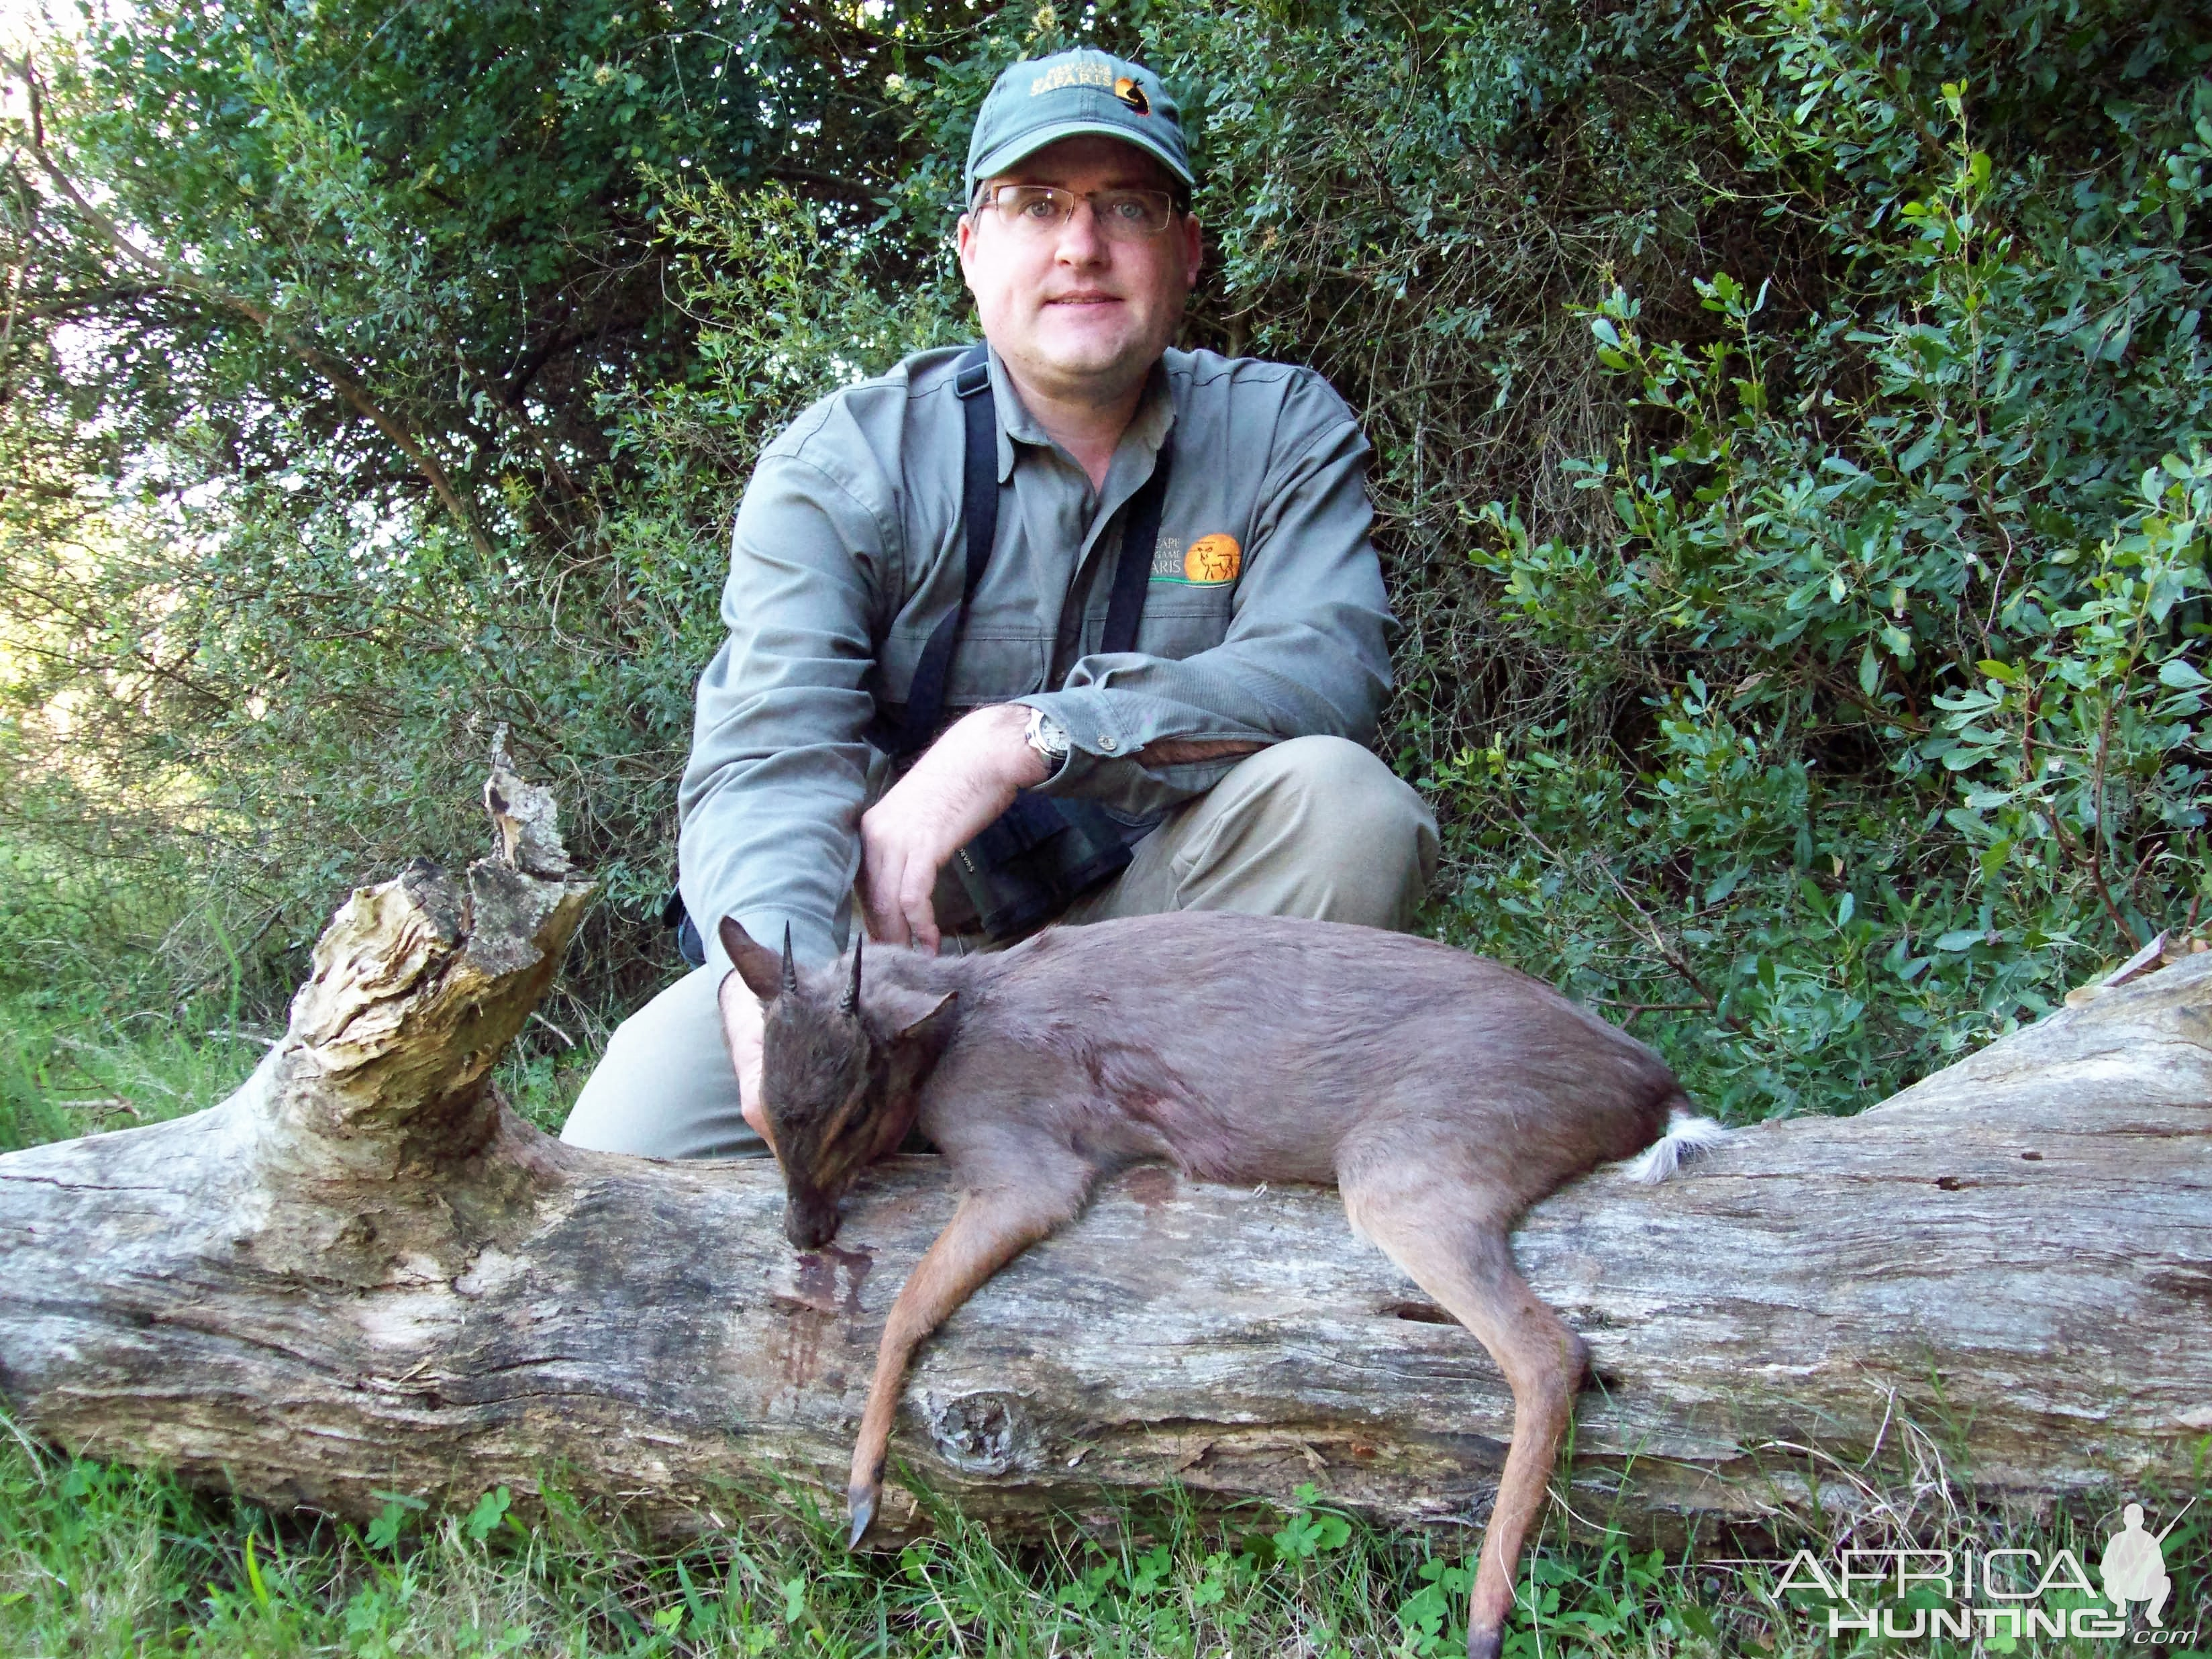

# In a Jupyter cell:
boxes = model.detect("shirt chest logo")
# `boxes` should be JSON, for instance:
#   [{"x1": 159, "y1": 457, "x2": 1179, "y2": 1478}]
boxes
[{"x1": 1150, "y1": 532, "x2": 1242, "y2": 586}]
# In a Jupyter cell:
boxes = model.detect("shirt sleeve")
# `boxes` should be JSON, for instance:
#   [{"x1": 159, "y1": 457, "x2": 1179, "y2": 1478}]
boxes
[
  {"x1": 675, "y1": 446, "x2": 892, "y2": 970},
  {"x1": 1013, "y1": 381, "x2": 1395, "y2": 817}
]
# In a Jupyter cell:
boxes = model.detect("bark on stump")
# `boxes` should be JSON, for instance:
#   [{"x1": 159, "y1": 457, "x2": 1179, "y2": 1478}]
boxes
[{"x1": 2, "y1": 768, "x2": 2207, "y2": 1545}]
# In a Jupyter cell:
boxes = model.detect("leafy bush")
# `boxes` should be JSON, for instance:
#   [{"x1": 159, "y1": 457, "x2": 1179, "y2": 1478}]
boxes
[
  {"x1": 1, "y1": 0, "x2": 2204, "y2": 1118},
  {"x1": 1427, "y1": 3, "x2": 2209, "y2": 1115}
]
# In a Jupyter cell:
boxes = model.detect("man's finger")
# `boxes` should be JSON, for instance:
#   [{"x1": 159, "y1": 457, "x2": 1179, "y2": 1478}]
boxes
[
  {"x1": 719, "y1": 974, "x2": 776, "y2": 1156},
  {"x1": 743, "y1": 1095, "x2": 778, "y2": 1158},
  {"x1": 862, "y1": 842, "x2": 912, "y2": 945},
  {"x1": 900, "y1": 872, "x2": 940, "y2": 954}
]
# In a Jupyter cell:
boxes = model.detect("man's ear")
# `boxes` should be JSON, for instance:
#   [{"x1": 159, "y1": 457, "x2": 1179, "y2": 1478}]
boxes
[{"x1": 719, "y1": 917, "x2": 787, "y2": 1003}]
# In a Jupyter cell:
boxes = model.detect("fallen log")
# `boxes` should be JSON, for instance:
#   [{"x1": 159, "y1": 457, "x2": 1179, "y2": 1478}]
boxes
[{"x1": 2, "y1": 763, "x2": 2207, "y2": 1547}]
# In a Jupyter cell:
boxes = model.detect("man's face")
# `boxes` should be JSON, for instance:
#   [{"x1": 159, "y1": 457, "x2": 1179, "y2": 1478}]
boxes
[{"x1": 956, "y1": 134, "x2": 1204, "y2": 405}]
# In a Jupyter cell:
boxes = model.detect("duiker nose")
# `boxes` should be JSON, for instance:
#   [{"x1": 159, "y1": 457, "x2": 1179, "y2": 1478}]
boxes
[{"x1": 785, "y1": 1196, "x2": 839, "y2": 1250}]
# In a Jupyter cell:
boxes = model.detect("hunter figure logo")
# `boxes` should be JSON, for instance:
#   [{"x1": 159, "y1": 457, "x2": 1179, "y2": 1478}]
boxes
[
  {"x1": 1113, "y1": 75, "x2": 1151, "y2": 114},
  {"x1": 2102, "y1": 1502, "x2": 2180, "y2": 1625}
]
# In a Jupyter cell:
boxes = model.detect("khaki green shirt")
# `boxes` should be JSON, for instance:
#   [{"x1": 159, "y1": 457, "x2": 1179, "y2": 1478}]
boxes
[{"x1": 678, "y1": 342, "x2": 1393, "y2": 966}]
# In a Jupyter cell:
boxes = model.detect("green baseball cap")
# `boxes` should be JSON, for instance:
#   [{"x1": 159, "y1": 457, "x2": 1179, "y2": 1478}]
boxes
[{"x1": 964, "y1": 50, "x2": 1194, "y2": 203}]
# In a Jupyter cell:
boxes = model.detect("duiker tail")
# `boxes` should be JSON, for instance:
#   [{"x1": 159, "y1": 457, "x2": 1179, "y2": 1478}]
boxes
[{"x1": 1622, "y1": 1100, "x2": 1729, "y2": 1184}]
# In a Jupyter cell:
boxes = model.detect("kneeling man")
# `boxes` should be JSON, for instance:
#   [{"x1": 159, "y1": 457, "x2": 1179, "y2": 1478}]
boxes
[{"x1": 562, "y1": 48, "x2": 1438, "y2": 1158}]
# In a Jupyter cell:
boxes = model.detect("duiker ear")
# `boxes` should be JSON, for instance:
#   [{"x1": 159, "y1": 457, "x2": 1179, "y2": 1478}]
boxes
[
  {"x1": 719, "y1": 917, "x2": 791, "y2": 1003},
  {"x1": 894, "y1": 991, "x2": 958, "y2": 1048},
  {"x1": 859, "y1": 981, "x2": 959, "y2": 1052}
]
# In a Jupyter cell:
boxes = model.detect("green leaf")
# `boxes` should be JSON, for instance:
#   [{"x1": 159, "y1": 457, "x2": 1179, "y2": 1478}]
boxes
[
  {"x1": 366, "y1": 1501, "x2": 407, "y2": 1552},
  {"x1": 1934, "y1": 929, "x2": 1984, "y2": 952},
  {"x1": 1858, "y1": 642, "x2": 1881, "y2": 696},
  {"x1": 463, "y1": 1485, "x2": 511, "y2": 1542},
  {"x1": 2157, "y1": 658, "x2": 2209, "y2": 689},
  {"x1": 244, "y1": 1530, "x2": 270, "y2": 1610}
]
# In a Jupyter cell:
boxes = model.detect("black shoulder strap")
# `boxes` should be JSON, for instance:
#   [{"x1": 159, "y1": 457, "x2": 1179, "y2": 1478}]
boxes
[
  {"x1": 1105, "y1": 430, "x2": 1172, "y2": 655},
  {"x1": 870, "y1": 342, "x2": 1173, "y2": 755},
  {"x1": 869, "y1": 344, "x2": 996, "y2": 757}
]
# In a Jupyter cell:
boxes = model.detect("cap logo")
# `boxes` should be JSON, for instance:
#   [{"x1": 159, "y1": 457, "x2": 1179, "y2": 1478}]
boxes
[
  {"x1": 1029, "y1": 58, "x2": 1114, "y2": 96},
  {"x1": 1113, "y1": 77, "x2": 1151, "y2": 115}
]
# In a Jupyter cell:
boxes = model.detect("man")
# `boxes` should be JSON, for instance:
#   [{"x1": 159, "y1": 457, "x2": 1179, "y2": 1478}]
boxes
[{"x1": 562, "y1": 48, "x2": 1437, "y2": 1160}]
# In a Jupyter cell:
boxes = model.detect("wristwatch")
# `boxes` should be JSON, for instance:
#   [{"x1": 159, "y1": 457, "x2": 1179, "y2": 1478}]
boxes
[{"x1": 1022, "y1": 705, "x2": 1070, "y2": 771}]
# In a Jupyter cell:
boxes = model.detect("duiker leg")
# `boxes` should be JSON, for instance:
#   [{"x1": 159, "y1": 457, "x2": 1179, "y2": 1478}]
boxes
[
  {"x1": 847, "y1": 1164, "x2": 1093, "y2": 1544},
  {"x1": 1343, "y1": 1172, "x2": 1587, "y2": 1659}
]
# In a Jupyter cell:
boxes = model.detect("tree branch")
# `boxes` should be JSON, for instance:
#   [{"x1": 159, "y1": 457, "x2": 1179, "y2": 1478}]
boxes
[{"x1": 7, "y1": 54, "x2": 495, "y2": 559}]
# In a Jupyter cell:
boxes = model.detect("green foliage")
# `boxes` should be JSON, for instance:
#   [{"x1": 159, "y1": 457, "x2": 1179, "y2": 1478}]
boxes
[
  {"x1": 3, "y1": 1425, "x2": 2201, "y2": 1656},
  {"x1": 0, "y1": 0, "x2": 983, "y2": 1011},
  {"x1": 1428, "y1": 0, "x2": 2209, "y2": 1117},
  {"x1": 0, "y1": 985, "x2": 262, "y2": 1156},
  {"x1": 0, "y1": 1427, "x2": 1520, "y2": 1658},
  {"x1": 0, "y1": 981, "x2": 587, "y2": 1155},
  {"x1": 2, "y1": 0, "x2": 2206, "y2": 1118}
]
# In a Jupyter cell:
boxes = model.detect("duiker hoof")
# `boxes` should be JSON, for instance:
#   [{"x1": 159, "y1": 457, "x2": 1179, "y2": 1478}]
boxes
[
  {"x1": 1467, "y1": 1627, "x2": 1503, "y2": 1659},
  {"x1": 846, "y1": 1486, "x2": 877, "y2": 1549}
]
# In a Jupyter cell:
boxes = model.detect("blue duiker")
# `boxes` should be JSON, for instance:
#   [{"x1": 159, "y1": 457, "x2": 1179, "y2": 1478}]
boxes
[{"x1": 721, "y1": 910, "x2": 1722, "y2": 1659}]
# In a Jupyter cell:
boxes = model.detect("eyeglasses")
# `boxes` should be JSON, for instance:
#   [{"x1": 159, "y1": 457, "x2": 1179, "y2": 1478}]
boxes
[{"x1": 970, "y1": 184, "x2": 1183, "y2": 242}]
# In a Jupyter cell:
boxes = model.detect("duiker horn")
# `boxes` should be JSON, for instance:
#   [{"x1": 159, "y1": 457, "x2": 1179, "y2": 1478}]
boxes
[{"x1": 840, "y1": 936, "x2": 863, "y2": 1016}]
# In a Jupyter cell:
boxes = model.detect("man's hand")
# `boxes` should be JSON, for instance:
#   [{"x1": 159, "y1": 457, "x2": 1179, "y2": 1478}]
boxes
[
  {"x1": 859, "y1": 703, "x2": 1049, "y2": 950},
  {"x1": 717, "y1": 970, "x2": 772, "y2": 1151}
]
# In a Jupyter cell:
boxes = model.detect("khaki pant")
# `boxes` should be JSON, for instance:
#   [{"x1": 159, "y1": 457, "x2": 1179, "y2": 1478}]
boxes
[{"x1": 558, "y1": 736, "x2": 1438, "y2": 1160}]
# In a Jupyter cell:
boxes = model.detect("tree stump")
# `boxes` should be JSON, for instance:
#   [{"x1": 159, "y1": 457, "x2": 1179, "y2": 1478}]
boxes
[{"x1": 3, "y1": 764, "x2": 2206, "y2": 1543}]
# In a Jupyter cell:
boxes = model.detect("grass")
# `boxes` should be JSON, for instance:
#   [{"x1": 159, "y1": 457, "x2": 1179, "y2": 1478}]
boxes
[
  {"x1": 1, "y1": 987, "x2": 2207, "y2": 1657},
  {"x1": 0, "y1": 980, "x2": 597, "y2": 1158},
  {"x1": 0, "y1": 989, "x2": 266, "y2": 1156},
  {"x1": 4, "y1": 1425, "x2": 2207, "y2": 1658}
]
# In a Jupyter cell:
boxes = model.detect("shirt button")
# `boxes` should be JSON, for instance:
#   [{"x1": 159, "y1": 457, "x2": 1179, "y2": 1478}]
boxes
[{"x1": 1097, "y1": 735, "x2": 1119, "y2": 752}]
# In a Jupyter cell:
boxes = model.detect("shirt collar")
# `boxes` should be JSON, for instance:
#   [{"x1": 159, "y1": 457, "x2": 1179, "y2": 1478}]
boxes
[{"x1": 985, "y1": 344, "x2": 1178, "y2": 485}]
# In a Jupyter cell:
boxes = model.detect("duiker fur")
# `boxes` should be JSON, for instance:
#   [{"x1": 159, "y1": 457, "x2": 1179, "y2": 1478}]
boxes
[{"x1": 721, "y1": 909, "x2": 1721, "y2": 1659}]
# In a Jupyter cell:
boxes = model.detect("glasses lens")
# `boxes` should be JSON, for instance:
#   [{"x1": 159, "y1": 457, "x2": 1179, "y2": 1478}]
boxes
[
  {"x1": 1094, "y1": 191, "x2": 1174, "y2": 236},
  {"x1": 987, "y1": 186, "x2": 1175, "y2": 240},
  {"x1": 995, "y1": 186, "x2": 1068, "y2": 228}
]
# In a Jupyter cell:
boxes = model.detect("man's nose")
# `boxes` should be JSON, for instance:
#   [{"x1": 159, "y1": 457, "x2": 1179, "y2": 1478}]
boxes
[{"x1": 1053, "y1": 199, "x2": 1108, "y2": 264}]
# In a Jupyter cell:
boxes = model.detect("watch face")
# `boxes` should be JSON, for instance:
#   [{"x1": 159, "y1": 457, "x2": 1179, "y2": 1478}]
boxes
[{"x1": 1025, "y1": 709, "x2": 1070, "y2": 758}]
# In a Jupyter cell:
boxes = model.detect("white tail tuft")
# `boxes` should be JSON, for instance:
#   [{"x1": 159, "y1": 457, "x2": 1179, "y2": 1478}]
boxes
[{"x1": 1622, "y1": 1108, "x2": 1731, "y2": 1185}]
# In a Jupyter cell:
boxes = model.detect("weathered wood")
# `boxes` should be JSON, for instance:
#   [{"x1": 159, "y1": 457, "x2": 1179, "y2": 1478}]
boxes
[{"x1": 2, "y1": 776, "x2": 2207, "y2": 1544}]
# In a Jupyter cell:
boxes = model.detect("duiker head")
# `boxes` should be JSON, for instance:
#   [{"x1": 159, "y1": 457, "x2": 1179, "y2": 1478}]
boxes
[{"x1": 720, "y1": 919, "x2": 959, "y2": 1249}]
